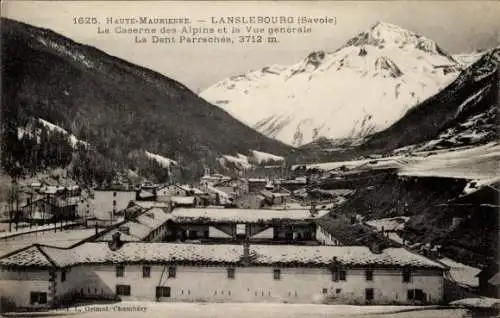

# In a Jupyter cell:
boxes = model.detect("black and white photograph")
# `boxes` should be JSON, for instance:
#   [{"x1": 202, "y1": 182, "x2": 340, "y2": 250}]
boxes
[{"x1": 0, "y1": 1, "x2": 499, "y2": 317}]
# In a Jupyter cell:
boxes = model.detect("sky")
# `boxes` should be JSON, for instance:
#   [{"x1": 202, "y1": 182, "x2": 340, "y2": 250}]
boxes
[{"x1": 3, "y1": 1, "x2": 499, "y2": 92}]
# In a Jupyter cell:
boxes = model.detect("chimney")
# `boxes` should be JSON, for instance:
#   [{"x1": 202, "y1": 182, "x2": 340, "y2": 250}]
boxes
[
  {"x1": 369, "y1": 235, "x2": 383, "y2": 254},
  {"x1": 108, "y1": 232, "x2": 123, "y2": 251},
  {"x1": 309, "y1": 204, "x2": 318, "y2": 217},
  {"x1": 242, "y1": 238, "x2": 250, "y2": 264},
  {"x1": 329, "y1": 256, "x2": 339, "y2": 280}
]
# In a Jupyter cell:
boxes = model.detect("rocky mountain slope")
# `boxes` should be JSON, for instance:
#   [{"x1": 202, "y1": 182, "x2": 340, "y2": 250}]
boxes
[
  {"x1": 201, "y1": 22, "x2": 466, "y2": 147},
  {"x1": 1, "y1": 18, "x2": 291, "y2": 182},
  {"x1": 362, "y1": 46, "x2": 499, "y2": 154}
]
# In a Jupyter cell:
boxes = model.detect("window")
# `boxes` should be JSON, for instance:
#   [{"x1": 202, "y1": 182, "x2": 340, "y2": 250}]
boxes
[
  {"x1": 407, "y1": 289, "x2": 425, "y2": 302},
  {"x1": 402, "y1": 268, "x2": 411, "y2": 283},
  {"x1": 113, "y1": 200, "x2": 116, "y2": 206},
  {"x1": 227, "y1": 268, "x2": 235, "y2": 279},
  {"x1": 336, "y1": 288, "x2": 342, "y2": 294},
  {"x1": 116, "y1": 285, "x2": 131, "y2": 296},
  {"x1": 156, "y1": 286, "x2": 170, "y2": 298},
  {"x1": 30, "y1": 292, "x2": 47, "y2": 305},
  {"x1": 365, "y1": 269, "x2": 373, "y2": 281},
  {"x1": 339, "y1": 270, "x2": 346, "y2": 281},
  {"x1": 407, "y1": 289, "x2": 414, "y2": 300},
  {"x1": 236, "y1": 224, "x2": 246, "y2": 235},
  {"x1": 143, "y1": 266, "x2": 151, "y2": 278},
  {"x1": 61, "y1": 270, "x2": 66, "y2": 282},
  {"x1": 365, "y1": 288, "x2": 374, "y2": 301},
  {"x1": 113, "y1": 192, "x2": 117, "y2": 197},
  {"x1": 322, "y1": 288, "x2": 328, "y2": 294},
  {"x1": 116, "y1": 265, "x2": 124, "y2": 277},
  {"x1": 168, "y1": 266, "x2": 176, "y2": 278},
  {"x1": 273, "y1": 269, "x2": 281, "y2": 280}
]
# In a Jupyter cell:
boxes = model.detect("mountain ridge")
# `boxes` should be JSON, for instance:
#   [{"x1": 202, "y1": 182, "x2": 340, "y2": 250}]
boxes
[
  {"x1": 0, "y1": 17, "x2": 292, "y2": 183},
  {"x1": 200, "y1": 21, "x2": 474, "y2": 147}
]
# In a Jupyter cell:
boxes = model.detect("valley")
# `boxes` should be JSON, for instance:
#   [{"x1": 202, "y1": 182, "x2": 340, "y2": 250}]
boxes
[{"x1": 0, "y1": 13, "x2": 498, "y2": 315}]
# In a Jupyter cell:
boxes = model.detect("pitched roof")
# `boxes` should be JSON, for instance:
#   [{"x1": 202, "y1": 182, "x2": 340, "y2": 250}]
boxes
[
  {"x1": 0, "y1": 245, "x2": 56, "y2": 268},
  {"x1": 488, "y1": 272, "x2": 500, "y2": 286},
  {"x1": 170, "y1": 208, "x2": 328, "y2": 223},
  {"x1": 249, "y1": 245, "x2": 447, "y2": 269},
  {"x1": 97, "y1": 208, "x2": 172, "y2": 241},
  {"x1": 0, "y1": 243, "x2": 446, "y2": 270}
]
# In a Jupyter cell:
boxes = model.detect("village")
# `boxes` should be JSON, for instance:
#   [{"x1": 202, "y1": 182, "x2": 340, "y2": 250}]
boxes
[{"x1": 0, "y1": 165, "x2": 497, "y2": 315}]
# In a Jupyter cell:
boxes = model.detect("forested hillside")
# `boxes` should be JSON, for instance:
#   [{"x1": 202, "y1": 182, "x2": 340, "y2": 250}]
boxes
[{"x1": 1, "y1": 18, "x2": 291, "y2": 183}]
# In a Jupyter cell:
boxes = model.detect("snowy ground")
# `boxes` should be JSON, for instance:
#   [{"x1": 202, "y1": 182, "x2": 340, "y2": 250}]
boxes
[
  {"x1": 398, "y1": 142, "x2": 499, "y2": 180},
  {"x1": 366, "y1": 217, "x2": 409, "y2": 232},
  {"x1": 0, "y1": 227, "x2": 95, "y2": 256},
  {"x1": 0, "y1": 221, "x2": 79, "y2": 239},
  {"x1": 26, "y1": 302, "x2": 467, "y2": 318}
]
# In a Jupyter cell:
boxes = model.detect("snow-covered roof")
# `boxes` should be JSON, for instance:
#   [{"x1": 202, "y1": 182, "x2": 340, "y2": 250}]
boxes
[
  {"x1": 0, "y1": 243, "x2": 446, "y2": 269},
  {"x1": 40, "y1": 186, "x2": 58, "y2": 194},
  {"x1": 248, "y1": 178, "x2": 267, "y2": 183},
  {"x1": 249, "y1": 245, "x2": 447, "y2": 269},
  {"x1": 171, "y1": 196, "x2": 196, "y2": 205},
  {"x1": 169, "y1": 208, "x2": 329, "y2": 223},
  {"x1": 136, "y1": 208, "x2": 172, "y2": 228},
  {"x1": 440, "y1": 257, "x2": 480, "y2": 288},
  {"x1": 0, "y1": 245, "x2": 56, "y2": 267},
  {"x1": 132, "y1": 201, "x2": 171, "y2": 209},
  {"x1": 488, "y1": 272, "x2": 500, "y2": 286},
  {"x1": 100, "y1": 208, "x2": 172, "y2": 241},
  {"x1": 366, "y1": 217, "x2": 410, "y2": 232},
  {"x1": 206, "y1": 185, "x2": 230, "y2": 199}
]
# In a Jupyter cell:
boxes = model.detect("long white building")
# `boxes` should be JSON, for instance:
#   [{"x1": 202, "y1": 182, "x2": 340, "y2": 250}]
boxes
[{"x1": 0, "y1": 234, "x2": 448, "y2": 309}]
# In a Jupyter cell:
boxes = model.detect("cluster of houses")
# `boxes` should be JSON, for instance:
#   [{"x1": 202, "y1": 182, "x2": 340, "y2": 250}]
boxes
[
  {"x1": 0, "y1": 172, "x2": 497, "y2": 311},
  {"x1": 6, "y1": 178, "x2": 91, "y2": 226}
]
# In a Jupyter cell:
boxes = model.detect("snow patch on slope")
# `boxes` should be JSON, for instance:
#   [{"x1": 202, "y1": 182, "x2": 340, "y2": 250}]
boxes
[
  {"x1": 18, "y1": 118, "x2": 89, "y2": 148},
  {"x1": 251, "y1": 150, "x2": 284, "y2": 164},
  {"x1": 38, "y1": 118, "x2": 88, "y2": 148},
  {"x1": 398, "y1": 142, "x2": 499, "y2": 180},
  {"x1": 36, "y1": 36, "x2": 94, "y2": 68},
  {"x1": 218, "y1": 153, "x2": 252, "y2": 170},
  {"x1": 145, "y1": 151, "x2": 178, "y2": 168}
]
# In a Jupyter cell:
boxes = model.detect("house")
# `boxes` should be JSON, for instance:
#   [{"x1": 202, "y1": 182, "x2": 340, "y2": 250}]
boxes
[
  {"x1": 0, "y1": 237, "x2": 448, "y2": 308},
  {"x1": 200, "y1": 174, "x2": 232, "y2": 187},
  {"x1": 135, "y1": 189, "x2": 157, "y2": 201},
  {"x1": 260, "y1": 190, "x2": 291, "y2": 206},
  {"x1": 19, "y1": 197, "x2": 78, "y2": 223},
  {"x1": 94, "y1": 208, "x2": 172, "y2": 242},
  {"x1": 234, "y1": 193, "x2": 266, "y2": 209},
  {"x1": 276, "y1": 177, "x2": 308, "y2": 192},
  {"x1": 92, "y1": 189, "x2": 136, "y2": 220},
  {"x1": 204, "y1": 185, "x2": 233, "y2": 206},
  {"x1": 157, "y1": 185, "x2": 190, "y2": 198},
  {"x1": 170, "y1": 197, "x2": 197, "y2": 208},
  {"x1": 246, "y1": 178, "x2": 268, "y2": 193},
  {"x1": 162, "y1": 207, "x2": 329, "y2": 243}
]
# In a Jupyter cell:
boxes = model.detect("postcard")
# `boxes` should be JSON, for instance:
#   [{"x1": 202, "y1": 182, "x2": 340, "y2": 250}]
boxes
[{"x1": 0, "y1": 1, "x2": 498, "y2": 317}]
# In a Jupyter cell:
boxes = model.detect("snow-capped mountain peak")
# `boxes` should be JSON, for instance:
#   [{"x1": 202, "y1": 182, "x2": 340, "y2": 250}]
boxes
[
  {"x1": 345, "y1": 21, "x2": 446, "y2": 56},
  {"x1": 200, "y1": 22, "x2": 469, "y2": 147}
]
